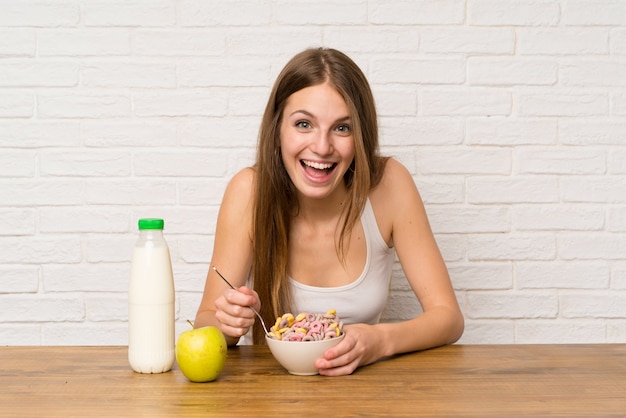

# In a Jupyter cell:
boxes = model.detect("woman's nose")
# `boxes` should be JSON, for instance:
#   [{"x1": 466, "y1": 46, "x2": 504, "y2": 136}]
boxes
[{"x1": 311, "y1": 131, "x2": 333, "y2": 155}]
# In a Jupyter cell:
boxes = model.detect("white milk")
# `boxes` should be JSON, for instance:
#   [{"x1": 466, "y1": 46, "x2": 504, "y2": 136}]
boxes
[{"x1": 128, "y1": 222, "x2": 175, "y2": 374}]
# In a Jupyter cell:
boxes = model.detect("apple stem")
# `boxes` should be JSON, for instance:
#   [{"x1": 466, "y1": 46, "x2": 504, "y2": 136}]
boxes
[{"x1": 186, "y1": 319, "x2": 194, "y2": 328}]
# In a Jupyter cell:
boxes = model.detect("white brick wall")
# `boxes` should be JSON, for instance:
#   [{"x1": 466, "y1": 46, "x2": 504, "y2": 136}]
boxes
[{"x1": 1, "y1": 0, "x2": 625, "y2": 346}]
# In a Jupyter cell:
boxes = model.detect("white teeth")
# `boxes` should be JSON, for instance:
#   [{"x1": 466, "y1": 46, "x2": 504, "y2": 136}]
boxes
[{"x1": 303, "y1": 160, "x2": 334, "y2": 170}]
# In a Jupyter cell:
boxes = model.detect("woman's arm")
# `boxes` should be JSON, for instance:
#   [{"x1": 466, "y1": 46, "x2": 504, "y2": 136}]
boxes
[{"x1": 194, "y1": 168, "x2": 257, "y2": 346}]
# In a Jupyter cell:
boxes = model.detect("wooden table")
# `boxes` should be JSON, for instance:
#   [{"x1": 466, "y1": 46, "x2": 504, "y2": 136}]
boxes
[{"x1": 1, "y1": 344, "x2": 625, "y2": 417}]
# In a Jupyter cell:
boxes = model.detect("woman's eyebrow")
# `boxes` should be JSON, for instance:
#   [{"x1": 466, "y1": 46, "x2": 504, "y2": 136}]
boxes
[{"x1": 288, "y1": 109, "x2": 351, "y2": 123}]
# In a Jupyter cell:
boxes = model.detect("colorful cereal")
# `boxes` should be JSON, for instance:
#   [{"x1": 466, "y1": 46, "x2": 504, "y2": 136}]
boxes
[{"x1": 267, "y1": 309, "x2": 344, "y2": 342}]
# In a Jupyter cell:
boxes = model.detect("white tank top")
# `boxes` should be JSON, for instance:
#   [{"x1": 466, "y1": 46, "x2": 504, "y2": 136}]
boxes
[
  {"x1": 239, "y1": 198, "x2": 395, "y2": 345},
  {"x1": 289, "y1": 198, "x2": 395, "y2": 325}
]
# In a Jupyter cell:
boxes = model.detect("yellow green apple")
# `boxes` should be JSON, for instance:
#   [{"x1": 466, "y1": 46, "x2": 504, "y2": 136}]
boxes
[{"x1": 176, "y1": 323, "x2": 227, "y2": 382}]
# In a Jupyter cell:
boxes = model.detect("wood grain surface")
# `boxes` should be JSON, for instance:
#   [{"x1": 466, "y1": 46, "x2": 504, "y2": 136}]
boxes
[{"x1": 1, "y1": 344, "x2": 625, "y2": 417}]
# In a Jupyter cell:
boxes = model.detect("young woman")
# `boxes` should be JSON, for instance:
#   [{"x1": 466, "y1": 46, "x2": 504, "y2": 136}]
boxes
[{"x1": 194, "y1": 47, "x2": 464, "y2": 376}]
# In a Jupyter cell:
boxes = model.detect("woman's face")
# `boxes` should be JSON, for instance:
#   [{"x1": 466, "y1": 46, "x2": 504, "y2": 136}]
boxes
[{"x1": 279, "y1": 81, "x2": 355, "y2": 202}]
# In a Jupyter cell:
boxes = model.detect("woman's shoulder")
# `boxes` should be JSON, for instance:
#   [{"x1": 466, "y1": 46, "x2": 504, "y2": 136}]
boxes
[{"x1": 372, "y1": 157, "x2": 416, "y2": 198}]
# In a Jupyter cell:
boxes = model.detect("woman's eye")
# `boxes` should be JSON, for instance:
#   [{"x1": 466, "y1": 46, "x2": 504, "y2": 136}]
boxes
[
  {"x1": 336, "y1": 124, "x2": 351, "y2": 134},
  {"x1": 295, "y1": 121, "x2": 311, "y2": 129}
]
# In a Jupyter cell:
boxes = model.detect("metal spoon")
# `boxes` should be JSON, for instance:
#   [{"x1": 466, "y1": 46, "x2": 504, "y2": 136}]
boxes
[{"x1": 212, "y1": 266, "x2": 270, "y2": 336}]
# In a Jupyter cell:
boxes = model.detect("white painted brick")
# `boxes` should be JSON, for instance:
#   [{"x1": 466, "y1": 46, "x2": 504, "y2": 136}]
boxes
[
  {"x1": 178, "y1": 179, "x2": 227, "y2": 206},
  {"x1": 562, "y1": 0, "x2": 626, "y2": 26},
  {"x1": 561, "y1": 60, "x2": 626, "y2": 87},
  {"x1": 0, "y1": 1, "x2": 79, "y2": 27},
  {"x1": 607, "y1": 320, "x2": 626, "y2": 343},
  {"x1": 227, "y1": 28, "x2": 323, "y2": 56},
  {"x1": 469, "y1": 0, "x2": 560, "y2": 26},
  {"x1": 561, "y1": 176, "x2": 626, "y2": 203},
  {"x1": 459, "y1": 320, "x2": 515, "y2": 344},
  {"x1": 0, "y1": 150, "x2": 35, "y2": 177},
  {"x1": 86, "y1": 295, "x2": 127, "y2": 321},
  {"x1": 38, "y1": 91, "x2": 130, "y2": 118},
  {"x1": 560, "y1": 120, "x2": 626, "y2": 145},
  {"x1": 0, "y1": 236, "x2": 82, "y2": 264},
  {"x1": 518, "y1": 28, "x2": 609, "y2": 55},
  {"x1": 0, "y1": 61, "x2": 78, "y2": 87},
  {"x1": 468, "y1": 234, "x2": 557, "y2": 261},
  {"x1": 42, "y1": 323, "x2": 127, "y2": 346},
  {"x1": 173, "y1": 264, "x2": 209, "y2": 293},
  {"x1": 380, "y1": 118, "x2": 464, "y2": 146},
  {"x1": 467, "y1": 176, "x2": 559, "y2": 204},
  {"x1": 44, "y1": 264, "x2": 129, "y2": 292},
  {"x1": 178, "y1": 58, "x2": 271, "y2": 87},
  {"x1": 516, "y1": 147, "x2": 605, "y2": 174},
  {"x1": 612, "y1": 29, "x2": 626, "y2": 54},
  {"x1": 133, "y1": 151, "x2": 229, "y2": 177},
  {"x1": 178, "y1": 117, "x2": 267, "y2": 148},
  {"x1": 178, "y1": 292, "x2": 204, "y2": 327},
  {"x1": 420, "y1": 27, "x2": 514, "y2": 54},
  {"x1": 274, "y1": 0, "x2": 368, "y2": 25},
  {"x1": 437, "y1": 235, "x2": 467, "y2": 263},
  {"x1": 82, "y1": 0, "x2": 175, "y2": 27},
  {"x1": 133, "y1": 90, "x2": 227, "y2": 117},
  {"x1": 512, "y1": 204, "x2": 605, "y2": 232},
  {"x1": 82, "y1": 120, "x2": 177, "y2": 147},
  {"x1": 0, "y1": 179, "x2": 83, "y2": 206},
  {"x1": 178, "y1": 0, "x2": 272, "y2": 27},
  {"x1": 609, "y1": 149, "x2": 626, "y2": 174},
  {"x1": 560, "y1": 292, "x2": 626, "y2": 318},
  {"x1": 516, "y1": 261, "x2": 610, "y2": 289},
  {"x1": 416, "y1": 177, "x2": 464, "y2": 204},
  {"x1": 371, "y1": 58, "x2": 465, "y2": 85},
  {"x1": 133, "y1": 30, "x2": 225, "y2": 56},
  {"x1": 466, "y1": 291, "x2": 558, "y2": 319},
  {"x1": 0, "y1": 324, "x2": 42, "y2": 345},
  {"x1": 0, "y1": 91, "x2": 34, "y2": 118},
  {"x1": 85, "y1": 235, "x2": 136, "y2": 263},
  {"x1": 178, "y1": 236, "x2": 213, "y2": 264},
  {"x1": 372, "y1": 87, "x2": 417, "y2": 117},
  {"x1": 420, "y1": 89, "x2": 512, "y2": 117},
  {"x1": 467, "y1": 118, "x2": 557, "y2": 145},
  {"x1": 559, "y1": 233, "x2": 626, "y2": 260},
  {"x1": 324, "y1": 28, "x2": 418, "y2": 53},
  {"x1": 417, "y1": 148, "x2": 511, "y2": 175},
  {"x1": 39, "y1": 207, "x2": 129, "y2": 233},
  {"x1": 614, "y1": 263, "x2": 626, "y2": 289},
  {"x1": 516, "y1": 320, "x2": 607, "y2": 343},
  {"x1": 0, "y1": 208, "x2": 36, "y2": 235},
  {"x1": 82, "y1": 62, "x2": 176, "y2": 88},
  {"x1": 519, "y1": 91, "x2": 608, "y2": 117},
  {"x1": 608, "y1": 206, "x2": 626, "y2": 232},
  {"x1": 0, "y1": 294, "x2": 84, "y2": 322},
  {"x1": 84, "y1": 180, "x2": 176, "y2": 205},
  {"x1": 371, "y1": 0, "x2": 465, "y2": 25},
  {"x1": 40, "y1": 150, "x2": 130, "y2": 177},
  {"x1": 427, "y1": 206, "x2": 510, "y2": 234},
  {"x1": 448, "y1": 262, "x2": 513, "y2": 290},
  {"x1": 0, "y1": 265, "x2": 39, "y2": 293},
  {"x1": 228, "y1": 87, "x2": 269, "y2": 116},
  {"x1": 468, "y1": 58, "x2": 557, "y2": 86},
  {"x1": 0, "y1": 30, "x2": 36, "y2": 56},
  {"x1": 38, "y1": 29, "x2": 130, "y2": 56},
  {"x1": 0, "y1": 120, "x2": 80, "y2": 147},
  {"x1": 614, "y1": 92, "x2": 626, "y2": 115}
]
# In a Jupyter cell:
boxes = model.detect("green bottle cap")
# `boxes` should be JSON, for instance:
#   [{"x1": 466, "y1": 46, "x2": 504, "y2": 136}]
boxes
[{"x1": 138, "y1": 218, "x2": 164, "y2": 230}]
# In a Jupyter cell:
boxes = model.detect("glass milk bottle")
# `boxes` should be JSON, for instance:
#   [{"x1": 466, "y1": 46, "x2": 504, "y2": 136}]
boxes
[{"x1": 128, "y1": 218, "x2": 175, "y2": 373}]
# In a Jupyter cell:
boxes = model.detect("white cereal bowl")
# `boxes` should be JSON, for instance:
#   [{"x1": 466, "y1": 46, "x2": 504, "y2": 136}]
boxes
[{"x1": 265, "y1": 334, "x2": 345, "y2": 376}]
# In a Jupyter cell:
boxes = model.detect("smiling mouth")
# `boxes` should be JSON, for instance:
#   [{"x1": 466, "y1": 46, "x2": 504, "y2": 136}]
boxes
[{"x1": 301, "y1": 159, "x2": 337, "y2": 176}]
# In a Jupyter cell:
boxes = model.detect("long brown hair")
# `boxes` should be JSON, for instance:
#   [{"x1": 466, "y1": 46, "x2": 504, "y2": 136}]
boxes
[{"x1": 252, "y1": 48, "x2": 388, "y2": 343}]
